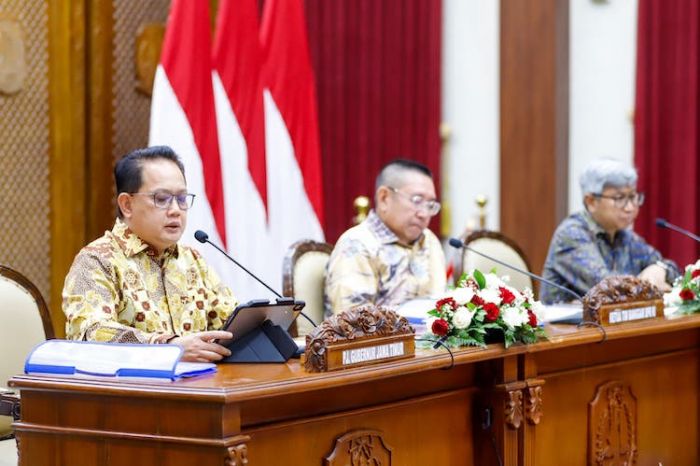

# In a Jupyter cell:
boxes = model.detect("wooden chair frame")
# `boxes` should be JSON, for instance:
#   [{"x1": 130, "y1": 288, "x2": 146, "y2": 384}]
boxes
[
  {"x1": 0, "y1": 265, "x2": 54, "y2": 440},
  {"x1": 454, "y1": 229, "x2": 537, "y2": 297},
  {"x1": 282, "y1": 240, "x2": 334, "y2": 337},
  {"x1": 0, "y1": 265, "x2": 55, "y2": 341}
]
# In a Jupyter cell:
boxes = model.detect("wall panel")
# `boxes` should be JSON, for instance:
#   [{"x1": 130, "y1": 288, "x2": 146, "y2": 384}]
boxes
[{"x1": 0, "y1": 0, "x2": 51, "y2": 305}]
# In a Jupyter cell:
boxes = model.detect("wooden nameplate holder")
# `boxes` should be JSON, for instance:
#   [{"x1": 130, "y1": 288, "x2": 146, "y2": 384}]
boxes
[
  {"x1": 303, "y1": 305, "x2": 415, "y2": 372},
  {"x1": 582, "y1": 275, "x2": 665, "y2": 326}
]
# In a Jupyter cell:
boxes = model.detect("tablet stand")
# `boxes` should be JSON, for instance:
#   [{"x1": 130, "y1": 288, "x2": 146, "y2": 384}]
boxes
[{"x1": 220, "y1": 320, "x2": 298, "y2": 363}]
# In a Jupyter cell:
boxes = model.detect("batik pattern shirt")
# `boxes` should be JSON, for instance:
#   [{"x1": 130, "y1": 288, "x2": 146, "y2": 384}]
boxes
[
  {"x1": 62, "y1": 219, "x2": 237, "y2": 343},
  {"x1": 324, "y1": 210, "x2": 446, "y2": 315},
  {"x1": 541, "y1": 211, "x2": 679, "y2": 304}
]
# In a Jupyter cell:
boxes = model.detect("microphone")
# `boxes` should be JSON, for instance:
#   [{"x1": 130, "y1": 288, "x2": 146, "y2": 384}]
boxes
[
  {"x1": 194, "y1": 230, "x2": 317, "y2": 330},
  {"x1": 448, "y1": 237, "x2": 583, "y2": 302},
  {"x1": 655, "y1": 218, "x2": 700, "y2": 243},
  {"x1": 194, "y1": 230, "x2": 286, "y2": 299}
]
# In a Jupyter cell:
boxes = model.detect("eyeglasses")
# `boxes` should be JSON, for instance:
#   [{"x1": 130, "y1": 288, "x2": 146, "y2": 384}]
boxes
[
  {"x1": 130, "y1": 191, "x2": 196, "y2": 210},
  {"x1": 593, "y1": 192, "x2": 645, "y2": 209},
  {"x1": 388, "y1": 187, "x2": 441, "y2": 216}
]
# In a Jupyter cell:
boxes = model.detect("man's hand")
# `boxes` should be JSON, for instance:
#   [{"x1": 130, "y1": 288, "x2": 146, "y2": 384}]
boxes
[
  {"x1": 171, "y1": 330, "x2": 233, "y2": 362},
  {"x1": 638, "y1": 264, "x2": 671, "y2": 292}
]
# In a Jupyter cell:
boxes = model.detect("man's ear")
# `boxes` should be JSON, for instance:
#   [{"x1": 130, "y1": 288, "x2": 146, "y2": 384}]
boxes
[
  {"x1": 117, "y1": 193, "x2": 133, "y2": 219},
  {"x1": 375, "y1": 186, "x2": 391, "y2": 212},
  {"x1": 583, "y1": 193, "x2": 596, "y2": 212}
]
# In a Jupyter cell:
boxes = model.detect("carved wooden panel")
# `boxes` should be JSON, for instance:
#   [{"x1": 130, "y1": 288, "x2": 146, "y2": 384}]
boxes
[
  {"x1": 0, "y1": 1, "x2": 50, "y2": 304},
  {"x1": 325, "y1": 430, "x2": 393, "y2": 466},
  {"x1": 505, "y1": 388, "x2": 524, "y2": 430},
  {"x1": 225, "y1": 441, "x2": 249, "y2": 466},
  {"x1": 525, "y1": 379, "x2": 545, "y2": 425},
  {"x1": 588, "y1": 381, "x2": 638, "y2": 466}
]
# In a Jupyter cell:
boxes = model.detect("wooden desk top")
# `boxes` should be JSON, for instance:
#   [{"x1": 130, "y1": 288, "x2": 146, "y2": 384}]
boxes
[{"x1": 10, "y1": 313, "x2": 700, "y2": 403}]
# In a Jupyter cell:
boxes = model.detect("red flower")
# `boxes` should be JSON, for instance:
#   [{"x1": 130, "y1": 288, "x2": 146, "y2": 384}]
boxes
[
  {"x1": 679, "y1": 288, "x2": 695, "y2": 301},
  {"x1": 483, "y1": 303, "x2": 500, "y2": 322},
  {"x1": 527, "y1": 310, "x2": 537, "y2": 327},
  {"x1": 470, "y1": 294, "x2": 485, "y2": 306},
  {"x1": 692, "y1": 269, "x2": 700, "y2": 279},
  {"x1": 465, "y1": 278, "x2": 480, "y2": 291},
  {"x1": 499, "y1": 287, "x2": 515, "y2": 305},
  {"x1": 431, "y1": 319, "x2": 450, "y2": 336},
  {"x1": 435, "y1": 297, "x2": 458, "y2": 313}
]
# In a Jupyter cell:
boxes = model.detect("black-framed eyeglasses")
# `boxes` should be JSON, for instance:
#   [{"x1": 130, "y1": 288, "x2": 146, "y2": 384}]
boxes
[
  {"x1": 130, "y1": 191, "x2": 196, "y2": 210},
  {"x1": 387, "y1": 186, "x2": 441, "y2": 216},
  {"x1": 593, "y1": 192, "x2": 645, "y2": 208}
]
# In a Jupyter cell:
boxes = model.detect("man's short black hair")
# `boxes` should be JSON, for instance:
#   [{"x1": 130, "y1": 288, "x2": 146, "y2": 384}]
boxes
[
  {"x1": 375, "y1": 158, "x2": 432, "y2": 192},
  {"x1": 114, "y1": 146, "x2": 185, "y2": 217}
]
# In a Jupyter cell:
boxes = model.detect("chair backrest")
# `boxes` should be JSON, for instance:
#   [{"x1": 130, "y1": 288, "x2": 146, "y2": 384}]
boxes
[
  {"x1": 282, "y1": 240, "x2": 333, "y2": 337},
  {"x1": 0, "y1": 265, "x2": 54, "y2": 437},
  {"x1": 455, "y1": 230, "x2": 536, "y2": 297}
]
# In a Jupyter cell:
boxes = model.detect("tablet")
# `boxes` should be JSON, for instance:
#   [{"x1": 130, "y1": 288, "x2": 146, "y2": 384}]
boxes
[{"x1": 217, "y1": 298, "x2": 306, "y2": 345}]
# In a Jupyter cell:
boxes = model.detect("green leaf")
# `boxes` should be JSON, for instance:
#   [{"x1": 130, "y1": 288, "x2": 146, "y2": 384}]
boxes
[{"x1": 473, "y1": 269, "x2": 487, "y2": 289}]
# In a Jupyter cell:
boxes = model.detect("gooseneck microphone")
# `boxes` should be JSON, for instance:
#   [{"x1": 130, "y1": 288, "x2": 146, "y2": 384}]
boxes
[
  {"x1": 195, "y1": 230, "x2": 284, "y2": 299},
  {"x1": 448, "y1": 237, "x2": 583, "y2": 302},
  {"x1": 194, "y1": 230, "x2": 318, "y2": 329},
  {"x1": 655, "y1": 218, "x2": 700, "y2": 243}
]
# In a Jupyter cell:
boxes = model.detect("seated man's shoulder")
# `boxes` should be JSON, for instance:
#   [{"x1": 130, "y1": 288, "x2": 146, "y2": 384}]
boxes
[
  {"x1": 76, "y1": 234, "x2": 119, "y2": 263},
  {"x1": 333, "y1": 223, "x2": 378, "y2": 255},
  {"x1": 553, "y1": 212, "x2": 593, "y2": 243}
]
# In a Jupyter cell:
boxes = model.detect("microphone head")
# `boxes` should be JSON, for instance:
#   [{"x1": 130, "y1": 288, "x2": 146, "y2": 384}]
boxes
[
  {"x1": 194, "y1": 230, "x2": 209, "y2": 243},
  {"x1": 448, "y1": 237, "x2": 464, "y2": 249},
  {"x1": 655, "y1": 218, "x2": 668, "y2": 228}
]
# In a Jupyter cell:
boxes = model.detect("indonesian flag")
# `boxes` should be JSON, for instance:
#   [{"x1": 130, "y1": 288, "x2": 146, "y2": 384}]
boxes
[
  {"x1": 212, "y1": 0, "x2": 274, "y2": 300},
  {"x1": 149, "y1": 0, "x2": 235, "y2": 285},
  {"x1": 261, "y1": 0, "x2": 325, "y2": 284},
  {"x1": 150, "y1": 0, "x2": 325, "y2": 299}
]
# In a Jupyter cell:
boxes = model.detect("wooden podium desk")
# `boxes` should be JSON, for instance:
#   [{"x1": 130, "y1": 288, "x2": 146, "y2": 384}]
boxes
[{"x1": 10, "y1": 314, "x2": 700, "y2": 466}]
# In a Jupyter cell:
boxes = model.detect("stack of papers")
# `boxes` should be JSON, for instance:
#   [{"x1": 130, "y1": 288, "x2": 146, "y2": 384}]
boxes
[
  {"x1": 396, "y1": 298, "x2": 435, "y2": 334},
  {"x1": 540, "y1": 303, "x2": 583, "y2": 324},
  {"x1": 25, "y1": 340, "x2": 216, "y2": 380}
]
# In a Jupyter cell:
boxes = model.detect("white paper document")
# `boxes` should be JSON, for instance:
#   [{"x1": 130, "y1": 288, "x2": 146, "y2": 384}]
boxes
[{"x1": 25, "y1": 340, "x2": 216, "y2": 380}]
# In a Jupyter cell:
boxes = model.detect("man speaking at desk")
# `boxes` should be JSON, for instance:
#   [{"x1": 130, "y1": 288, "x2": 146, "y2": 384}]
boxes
[{"x1": 62, "y1": 146, "x2": 236, "y2": 362}]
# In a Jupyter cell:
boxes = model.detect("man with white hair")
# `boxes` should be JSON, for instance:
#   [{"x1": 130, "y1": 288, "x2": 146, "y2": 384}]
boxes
[
  {"x1": 541, "y1": 158, "x2": 679, "y2": 304},
  {"x1": 324, "y1": 159, "x2": 446, "y2": 314}
]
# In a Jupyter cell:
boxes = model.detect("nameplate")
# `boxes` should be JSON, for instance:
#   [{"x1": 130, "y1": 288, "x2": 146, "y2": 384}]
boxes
[
  {"x1": 599, "y1": 299, "x2": 664, "y2": 326},
  {"x1": 325, "y1": 335, "x2": 414, "y2": 371},
  {"x1": 342, "y1": 341, "x2": 405, "y2": 365},
  {"x1": 303, "y1": 305, "x2": 415, "y2": 372}
]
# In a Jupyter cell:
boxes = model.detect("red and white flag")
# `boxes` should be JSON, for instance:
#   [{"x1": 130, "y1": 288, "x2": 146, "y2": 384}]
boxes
[
  {"x1": 212, "y1": 0, "x2": 274, "y2": 300},
  {"x1": 149, "y1": 0, "x2": 234, "y2": 284},
  {"x1": 150, "y1": 0, "x2": 325, "y2": 298},
  {"x1": 261, "y1": 0, "x2": 325, "y2": 288}
]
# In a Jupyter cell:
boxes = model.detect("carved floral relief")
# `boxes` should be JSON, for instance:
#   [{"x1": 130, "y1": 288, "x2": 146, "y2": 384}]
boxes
[{"x1": 588, "y1": 381, "x2": 638, "y2": 466}]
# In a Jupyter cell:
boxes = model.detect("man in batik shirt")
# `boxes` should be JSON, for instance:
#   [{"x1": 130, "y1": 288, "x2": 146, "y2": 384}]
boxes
[
  {"x1": 541, "y1": 158, "x2": 679, "y2": 304},
  {"x1": 324, "y1": 159, "x2": 446, "y2": 314},
  {"x1": 63, "y1": 146, "x2": 236, "y2": 362}
]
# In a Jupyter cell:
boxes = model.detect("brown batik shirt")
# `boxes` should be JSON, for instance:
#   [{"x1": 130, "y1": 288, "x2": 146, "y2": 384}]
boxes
[{"x1": 62, "y1": 219, "x2": 237, "y2": 344}]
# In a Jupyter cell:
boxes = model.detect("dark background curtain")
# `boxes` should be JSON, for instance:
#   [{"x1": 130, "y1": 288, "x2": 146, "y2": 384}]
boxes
[
  {"x1": 634, "y1": 0, "x2": 700, "y2": 269},
  {"x1": 303, "y1": 0, "x2": 443, "y2": 243}
]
